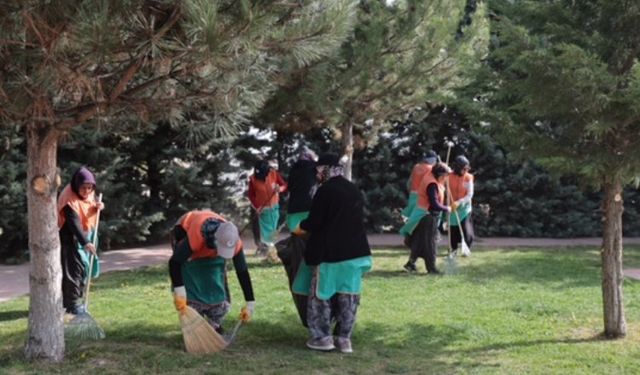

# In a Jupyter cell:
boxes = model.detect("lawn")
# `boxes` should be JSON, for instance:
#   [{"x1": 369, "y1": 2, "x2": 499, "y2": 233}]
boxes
[{"x1": 1, "y1": 246, "x2": 639, "y2": 374}]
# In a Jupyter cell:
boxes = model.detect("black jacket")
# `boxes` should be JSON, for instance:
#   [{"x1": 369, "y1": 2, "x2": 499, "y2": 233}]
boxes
[
  {"x1": 287, "y1": 159, "x2": 317, "y2": 214},
  {"x1": 300, "y1": 176, "x2": 371, "y2": 266}
]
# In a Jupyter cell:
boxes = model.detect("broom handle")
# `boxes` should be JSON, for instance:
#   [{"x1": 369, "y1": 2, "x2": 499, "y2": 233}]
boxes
[
  {"x1": 445, "y1": 143, "x2": 453, "y2": 254},
  {"x1": 227, "y1": 320, "x2": 243, "y2": 344},
  {"x1": 445, "y1": 179, "x2": 454, "y2": 252},
  {"x1": 83, "y1": 193, "x2": 102, "y2": 310},
  {"x1": 452, "y1": 206, "x2": 467, "y2": 246}
]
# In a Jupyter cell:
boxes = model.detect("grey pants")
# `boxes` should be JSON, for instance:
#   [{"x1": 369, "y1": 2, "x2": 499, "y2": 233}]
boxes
[
  {"x1": 188, "y1": 299, "x2": 230, "y2": 331},
  {"x1": 307, "y1": 267, "x2": 360, "y2": 339}
]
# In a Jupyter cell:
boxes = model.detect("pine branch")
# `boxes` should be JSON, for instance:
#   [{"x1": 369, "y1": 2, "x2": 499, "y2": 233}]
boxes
[{"x1": 0, "y1": 39, "x2": 38, "y2": 47}]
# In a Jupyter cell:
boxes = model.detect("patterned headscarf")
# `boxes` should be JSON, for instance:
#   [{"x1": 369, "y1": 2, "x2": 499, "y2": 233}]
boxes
[
  {"x1": 299, "y1": 146, "x2": 318, "y2": 162},
  {"x1": 316, "y1": 153, "x2": 344, "y2": 184}
]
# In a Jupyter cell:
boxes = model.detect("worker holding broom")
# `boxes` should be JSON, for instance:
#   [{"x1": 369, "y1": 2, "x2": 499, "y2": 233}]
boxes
[
  {"x1": 448, "y1": 155, "x2": 475, "y2": 254},
  {"x1": 292, "y1": 153, "x2": 372, "y2": 353},
  {"x1": 248, "y1": 159, "x2": 287, "y2": 256},
  {"x1": 401, "y1": 150, "x2": 439, "y2": 220},
  {"x1": 399, "y1": 162, "x2": 454, "y2": 274},
  {"x1": 58, "y1": 166, "x2": 104, "y2": 316},
  {"x1": 169, "y1": 210, "x2": 255, "y2": 334}
]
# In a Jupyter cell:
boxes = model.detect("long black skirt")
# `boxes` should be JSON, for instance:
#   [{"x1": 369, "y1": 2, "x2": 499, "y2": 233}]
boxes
[{"x1": 275, "y1": 235, "x2": 308, "y2": 327}]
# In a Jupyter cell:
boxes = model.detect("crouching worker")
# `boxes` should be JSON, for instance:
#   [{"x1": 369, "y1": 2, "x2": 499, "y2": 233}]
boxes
[
  {"x1": 169, "y1": 210, "x2": 255, "y2": 333},
  {"x1": 292, "y1": 153, "x2": 372, "y2": 353}
]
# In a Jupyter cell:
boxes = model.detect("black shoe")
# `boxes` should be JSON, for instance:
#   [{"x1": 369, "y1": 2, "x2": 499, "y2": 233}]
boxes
[
  {"x1": 66, "y1": 305, "x2": 86, "y2": 315},
  {"x1": 403, "y1": 262, "x2": 417, "y2": 273},
  {"x1": 403, "y1": 236, "x2": 411, "y2": 248}
]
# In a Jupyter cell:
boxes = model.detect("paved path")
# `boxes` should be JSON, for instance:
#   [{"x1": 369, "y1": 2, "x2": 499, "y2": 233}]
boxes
[{"x1": 2, "y1": 235, "x2": 640, "y2": 303}]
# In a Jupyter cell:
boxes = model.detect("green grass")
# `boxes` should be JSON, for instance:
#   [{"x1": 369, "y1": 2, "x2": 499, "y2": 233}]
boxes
[{"x1": 1, "y1": 246, "x2": 640, "y2": 374}]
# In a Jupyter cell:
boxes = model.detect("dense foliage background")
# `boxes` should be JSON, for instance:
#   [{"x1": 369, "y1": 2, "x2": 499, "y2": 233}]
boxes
[
  {"x1": 1, "y1": 0, "x2": 638, "y2": 263},
  {"x1": 2, "y1": 112, "x2": 638, "y2": 262}
]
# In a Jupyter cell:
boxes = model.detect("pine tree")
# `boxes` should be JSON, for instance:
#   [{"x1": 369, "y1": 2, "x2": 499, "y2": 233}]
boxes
[
  {"x1": 260, "y1": 0, "x2": 489, "y2": 180},
  {"x1": 481, "y1": 0, "x2": 640, "y2": 338},
  {"x1": 0, "y1": 0, "x2": 357, "y2": 362},
  {"x1": 0, "y1": 125, "x2": 28, "y2": 261}
]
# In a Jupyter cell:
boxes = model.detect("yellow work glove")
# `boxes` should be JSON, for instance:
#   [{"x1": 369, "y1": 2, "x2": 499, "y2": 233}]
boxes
[
  {"x1": 292, "y1": 225, "x2": 306, "y2": 236},
  {"x1": 173, "y1": 286, "x2": 187, "y2": 314},
  {"x1": 239, "y1": 301, "x2": 256, "y2": 322},
  {"x1": 450, "y1": 200, "x2": 459, "y2": 212}
]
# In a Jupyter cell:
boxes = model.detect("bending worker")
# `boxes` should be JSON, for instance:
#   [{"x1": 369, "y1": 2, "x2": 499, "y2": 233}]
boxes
[{"x1": 169, "y1": 210, "x2": 255, "y2": 333}]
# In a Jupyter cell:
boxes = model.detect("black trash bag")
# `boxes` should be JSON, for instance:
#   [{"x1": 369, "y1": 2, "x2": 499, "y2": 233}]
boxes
[{"x1": 275, "y1": 235, "x2": 308, "y2": 327}]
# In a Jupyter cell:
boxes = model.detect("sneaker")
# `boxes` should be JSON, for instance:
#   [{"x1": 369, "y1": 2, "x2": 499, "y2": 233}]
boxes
[
  {"x1": 264, "y1": 246, "x2": 281, "y2": 264},
  {"x1": 306, "y1": 336, "x2": 335, "y2": 351},
  {"x1": 403, "y1": 262, "x2": 417, "y2": 273},
  {"x1": 256, "y1": 244, "x2": 268, "y2": 256},
  {"x1": 334, "y1": 336, "x2": 353, "y2": 354}
]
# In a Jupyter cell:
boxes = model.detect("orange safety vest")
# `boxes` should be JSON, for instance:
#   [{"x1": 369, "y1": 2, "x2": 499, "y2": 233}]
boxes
[
  {"x1": 57, "y1": 184, "x2": 98, "y2": 231},
  {"x1": 409, "y1": 163, "x2": 433, "y2": 192},
  {"x1": 178, "y1": 210, "x2": 242, "y2": 260},
  {"x1": 416, "y1": 173, "x2": 445, "y2": 211},
  {"x1": 449, "y1": 173, "x2": 474, "y2": 201},
  {"x1": 249, "y1": 170, "x2": 281, "y2": 209}
]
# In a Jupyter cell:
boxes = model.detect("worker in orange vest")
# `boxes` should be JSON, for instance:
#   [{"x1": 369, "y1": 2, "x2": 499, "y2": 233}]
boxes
[
  {"x1": 169, "y1": 210, "x2": 255, "y2": 332},
  {"x1": 58, "y1": 166, "x2": 104, "y2": 316},
  {"x1": 248, "y1": 159, "x2": 287, "y2": 255},
  {"x1": 448, "y1": 155, "x2": 475, "y2": 254},
  {"x1": 399, "y1": 162, "x2": 454, "y2": 274},
  {"x1": 401, "y1": 150, "x2": 439, "y2": 219}
]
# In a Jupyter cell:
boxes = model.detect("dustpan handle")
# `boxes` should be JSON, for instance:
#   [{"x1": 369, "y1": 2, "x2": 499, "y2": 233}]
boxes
[{"x1": 83, "y1": 193, "x2": 102, "y2": 310}]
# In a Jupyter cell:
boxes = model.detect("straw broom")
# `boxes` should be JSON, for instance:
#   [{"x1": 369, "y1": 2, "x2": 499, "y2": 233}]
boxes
[
  {"x1": 180, "y1": 306, "x2": 228, "y2": 353},
  {"x1": 65, "y1": 194, "x2": 106, "y2": 341},
  {"x1": 452, "y1": 209, "x2": 471, "y2": 257}
]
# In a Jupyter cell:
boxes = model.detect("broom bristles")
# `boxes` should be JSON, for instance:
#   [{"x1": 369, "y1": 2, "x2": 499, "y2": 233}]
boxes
[
  {"x1": 64, "y1": 312, "x2": 105, "y2": 340},
  {"x1": 180, "y1": 306, "x2": 228, "y2": 353},
  {"x1": 444, "y1": 253, "x2": 458, "y2": 275},
  {"x1": 461, "y1": 240, "x2": 471, "y2": 257}
]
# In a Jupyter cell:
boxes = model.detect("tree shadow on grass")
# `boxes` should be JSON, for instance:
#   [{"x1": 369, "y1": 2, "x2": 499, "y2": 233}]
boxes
[
  {"x1": 453, "y1": 333, "x2": 606, "y2": 358},
  {"x1": 0, "y1": 310, "x2": 28, "y2": 322},
  {"x1": 456, "y1": 248, "x2": 602, "y2": 289},
  {"x1": 372, "y1": 249, "x2": 410, "y2": 259},
  {"x1": 214, "y1": 317, "x2": 479, "y2": 373},
  {"x1": 363, "y1": 247, "x2": 606, "y2": 294}
]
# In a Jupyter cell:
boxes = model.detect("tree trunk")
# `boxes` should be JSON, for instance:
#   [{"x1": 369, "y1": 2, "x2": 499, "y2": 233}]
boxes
[
  {"x1": 341, "y1": 122, "x2": 354, "y2": 181},
  {"x1": 24, "y1": 123, "x2": 64, "y2": 362},
  {"x1": 601, "y1": 177, "x2": 626, "y2": 339}
]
